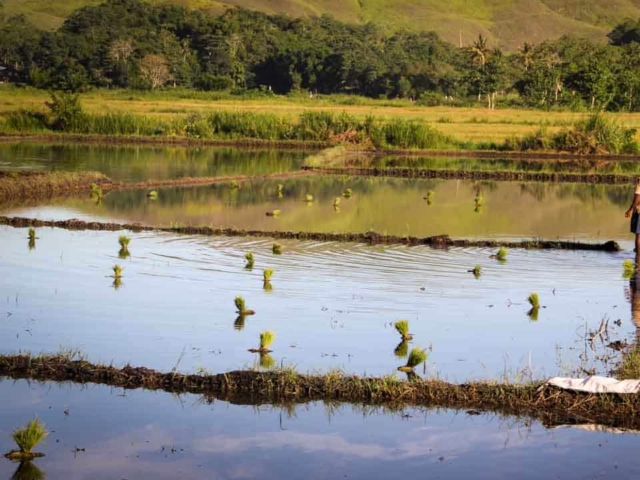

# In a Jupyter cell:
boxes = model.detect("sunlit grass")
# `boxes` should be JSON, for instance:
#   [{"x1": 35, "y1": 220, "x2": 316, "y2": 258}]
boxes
[
  {"x1": 398, "y1": 347, "x2": 427, "y2": 372},
  {"x1": 11, "y1": 419, "x2": 48, "y2": 454},
  {"x1": 394, "y1": 320, "x2": 413, "y2": 341}
]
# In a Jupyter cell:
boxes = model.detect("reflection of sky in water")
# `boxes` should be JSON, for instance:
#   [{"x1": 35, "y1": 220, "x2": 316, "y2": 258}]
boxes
[
  {"x1": 2, "y1": 177, "x2": 633, "y2": 240},
  {"x1": 0, "y1": 226, "x2": 635, "y2": 381},
  {"x1": 0, "y1": 380, "x2": 639, "y2": 480}
]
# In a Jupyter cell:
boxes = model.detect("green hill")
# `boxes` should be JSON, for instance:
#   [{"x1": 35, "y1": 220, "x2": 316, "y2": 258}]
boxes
[{"x1": 4, "y1": 0, "x2": 640, "y2": 49}]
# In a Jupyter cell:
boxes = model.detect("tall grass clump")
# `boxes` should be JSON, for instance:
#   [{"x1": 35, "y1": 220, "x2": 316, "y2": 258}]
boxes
[
  {"x1": 5, "y1": 419, "x2": 48, "y2": 460},
  {"x1": 551, "y1": 114, "x2": 639, "y2": 155},
  {"x1": 398, "y1": 347, "x2": 427, "y2": 372},
  {"x1": 206, "y1": 111, "x2": 295, "y2": 141},
  {"x1": 235, "y1": 296, "x2": 255, "y2": 316},
  {"x1": 249, "y1": 330, "x2": 276, "y2": 353},
  {"x1": 28, "y1": 228, "x2": 36, "y2": 242},
  {"x1": 297, "y1": 111, "x2": 360, "y2": 142},
  {"x1": 245, "y1": 252, "x2": 254, "y2": 269},
  {"x1": 369, "y1": 119, "x2": 456, "y2": 150},
  {"x1": 394, "y1": 320, "x2": 413, "y2": 341},
  {"x1": 623, "y1": 259, "x2": 636, "y2": 279},
  {"x1": 3, "y1": 110, "x2": 49, "y2": 133},
  {"x1": 118, "y1": 235, "x2": 131, "y2": 259}
]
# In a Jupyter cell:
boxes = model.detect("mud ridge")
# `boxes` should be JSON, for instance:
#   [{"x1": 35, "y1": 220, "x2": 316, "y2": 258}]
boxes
[
  {"x1": 1, "y1": 353, "x2": 639, "y2": 430},
  {"x1": 303, "y1": 166, "x2": 640, "y2": 184},
  {"x1": 0, "y1": 215, "x2": 621, "y2": 251}
]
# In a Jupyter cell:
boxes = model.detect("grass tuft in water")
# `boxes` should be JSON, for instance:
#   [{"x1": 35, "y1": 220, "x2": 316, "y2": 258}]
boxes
[
  {"x1": 623, "y1": 259, "x2": 636, "y2": 279},
  {"x1": 229, "y1": 180, "x2": 239, "y2": 189},
  {"x1": 343, "y1": 188, "x2": 352, "y2": 198},
  {"x1": 333, "y1": 197, "x2": 341, "y2": 207},
  {"x1": 118, "y1": 235, "x2": 131, "y2": 248},
  {"x1": 272, "y1": 243, "x2": 282, "y2": 255},
  {"x1": 305, "y1": 194, "x2": 314, "y2": 203},
  {"x1": 266, "y1": 210, "x2": 281, "y2": 217},
  {"x1": 235, "y1": 296, "x2": 255, "y2": 316},
  {"x1": 28, "y1": 228, "x2": 36, "y2": 242},
  {"x1": 394, "y1": 320, "x2": 413, "y2": 341},
  {"x1": 495, "y1": 247, "x2": 507, "y2": 262},
  {"x1": 245, "y1": 252, "x2": 254, "y2": 269},
  {"x1": 398, "y1": 347, "x2": 427, "y2": 372},
  {"x1": 7, "y1": 419, "x2": 48, "y2": 458},
  {"x1": 250, "y1": 330, "x2": 276, "y2": 353},
  {"x1": 146, "y1": 190, "x2": 158, "y2": 199},
  {"x1": 112, "y1": 264, "x2": 123, "y2": 279},
  {"x1": 263, "y1": 269, "x2": 274, "y2": 291},
  {"x1": 472, "y1": 265, "x2": 482, "y2": 278}
]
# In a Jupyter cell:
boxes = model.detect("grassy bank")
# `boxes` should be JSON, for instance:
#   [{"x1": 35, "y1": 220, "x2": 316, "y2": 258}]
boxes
[
  {"x1": 1, "y1": 87, "x2": 639, "y2": 151},
  {"x1": 1, "y1": 352, "x2": 640, "y2": 430},
  {"x1": 0, "y1": 215, "x2": 621, "y2": 251}
]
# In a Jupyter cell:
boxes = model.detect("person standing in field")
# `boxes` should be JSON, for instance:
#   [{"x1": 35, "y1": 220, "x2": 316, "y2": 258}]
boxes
[{"x1": 625, "y1": 179, "x2": 640, "y2": 253}]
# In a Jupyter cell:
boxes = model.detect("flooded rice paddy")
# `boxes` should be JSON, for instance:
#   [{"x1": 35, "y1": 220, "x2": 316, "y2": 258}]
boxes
[
  {"x1": 2, "y1": 380, "x2": 640, "y2": 480},
  {"x1": 1, "y1": 143, "x2": 640, "y2": 477}
]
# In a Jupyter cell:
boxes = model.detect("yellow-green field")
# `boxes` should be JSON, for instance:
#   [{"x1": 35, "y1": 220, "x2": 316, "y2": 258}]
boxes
[{"x1": 3, "y1": 87, "x2": 640, "y2": 144}]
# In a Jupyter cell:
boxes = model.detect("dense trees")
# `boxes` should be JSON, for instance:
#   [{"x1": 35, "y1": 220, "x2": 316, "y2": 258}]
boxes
[{"x1": 0, "y1": 0, "x2": 639, "y2": 111}]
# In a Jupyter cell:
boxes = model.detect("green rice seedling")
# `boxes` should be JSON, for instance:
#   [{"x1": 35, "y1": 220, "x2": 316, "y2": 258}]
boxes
[
  {"x1": 265, "y1": 210, "x2": 281, "y2": 217},
  {"x1": 475, "y1": 195, "x2": 484, "y2": 207},
  {"x1": 234, "y1": 296, "x2": 255, "y2": 316},
  {"x1": 398, "y1": 347, "x2": 427, "y2": 372},
  {"x1": 272, "y1": 243, "x2": 282, "y2": 255},
  {"x1": 394, "y1": 320, "x2": 413, "y2": 341},
  {"x1": 495, "y1": 247, "x2": 507, "y2": 262},
  {"x1": 470, "y1": 265, "x2": 482, "y2": 278},
  {"x1": 229, "y1": 180, "x2": 239, "y2": 189},
  {"x1": 259, "y1": 352, "x2": 275, "y2": 369},
  {"x1": 623, "y1": 259, "x2": 636, "y2": 279},
  {"x1": 277, "y1": 184, "x2": 284, "y2": 194},
  {"x1": 333, "y1": 197, "x2": 341, "y2": 207},
  {"x1": 424, "y1": 190, "x2": 434, "y2": 199},
  {"x1": 249, "y1": 330, "x2": 275, "y2": 353},
  {"x1": 343, "y1": 188, "x2": 352, "y2": 198},
  {"x1": 263, "y1": 269, "x2": 274, "y2": 291},
  {"x1": 305, "y1": 194, "x2": 314, "y2": 203},
  {"x1": 146, "y1": 190, "x2": 158, "y2": 199},
  {"x1": 5, "y1": 419, "x2": 48, "y2": 460},
  {"x1": 528, "y1": 293, "x2": 540, "y2": 310},
  {"x1": 28, "y1": 228, "x2": 36, "y2": 242},
  {"x1": 112, "y1": 264, "x2": 123, "y2": 279},
  {"x1": 89, "y1": 183, "x2": 103, "y2": 200},
  {"x1": 118, "y1": 235, "x2": 130, "y2": 249},
  {"x1": 245, "y1": 252, "x2": 254, "y2": 269},
  {"x1": 394, "y1": 340, "x2": 409, "y2": 358}
]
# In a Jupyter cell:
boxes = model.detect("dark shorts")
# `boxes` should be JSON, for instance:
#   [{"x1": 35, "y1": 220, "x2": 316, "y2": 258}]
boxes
[{"x1": 632, "y1": 212, "x2": 640, "y2": 234}]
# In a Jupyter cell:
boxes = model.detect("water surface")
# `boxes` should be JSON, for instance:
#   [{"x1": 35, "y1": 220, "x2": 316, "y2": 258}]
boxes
[{"x1": 0, "y1": 380, "x2": 639, "y2": 480}]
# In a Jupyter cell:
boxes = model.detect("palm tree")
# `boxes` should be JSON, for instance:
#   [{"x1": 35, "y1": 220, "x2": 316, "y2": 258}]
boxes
[
  {"x1": 519, "y1": 42, "x2": 534, "y2": 71},
  {"x1": 470, "y1": 34, "x2": 489, "y2": 67}
]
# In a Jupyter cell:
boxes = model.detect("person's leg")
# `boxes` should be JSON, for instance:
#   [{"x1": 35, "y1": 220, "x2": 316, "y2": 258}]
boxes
[{"x1": 635, "y1": 234, "x2": 640, "y2": 256}]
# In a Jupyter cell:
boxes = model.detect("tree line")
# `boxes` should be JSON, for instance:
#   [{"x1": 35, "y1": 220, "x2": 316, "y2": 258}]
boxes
[{"x1": 0, "y1": 0, "x2": 639, "y2": 111}]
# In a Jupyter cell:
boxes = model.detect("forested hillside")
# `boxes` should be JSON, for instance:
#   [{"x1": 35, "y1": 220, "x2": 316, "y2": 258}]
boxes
[
  {"x1": 1, "y1": 0, "x2": 639, "y2": 111},
  {"x1": 4, "y1": 0, "x2": 640, "y2": 49}
]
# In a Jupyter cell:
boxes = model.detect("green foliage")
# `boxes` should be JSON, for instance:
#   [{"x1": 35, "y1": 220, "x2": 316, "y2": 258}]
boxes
[
  {"x1": 623, "y1": 259, "x2": 636, "y2": 279},
  {"x1": 147, "y1": 190, "x2": 158, "y2": 199},
  {"x1": 405, "y1": 347, "x2": 427, "y2": 369},
  {"x1": 343, "y1": 188, "x2": 352, "y2": 198},
  {"x1": 28, "y1": 228, "x2": 36, "y2": 241},
  {"x1": 496, "y1": 247, "x2": 507, "y2": 261},
  {"x1": 472, "y1": 265, "x2": 482, "y2": 278},
  {"x1": 234, "y1": 296, "x2": 246, "y2": 313},
  {"x1": 118, "y1": 235, "x2": 130, "y2": 248},
  {"x1": 528, "y1": 293, "x2": 540, "y2": 309},
  {"x1": 229, "y1": 180, "x2": 239, "y2": 189},
  {"x1": 305, "y1": 194, "x2": 314, "y2": 202},
  {"x1": 11, "y1": 419, "x2": 48, "y2": 453},
  {"x1": 245, "y1": 252, "x2": 254, "y2": 269},
  {"x1": 272, "y1": 243, "x2": 282, "y2": 255},
  {"x1": 263, "y1": 269, "x2": 274, "y2": 282},
  {"x1": 333, "y1": 197, "x2": 341, "y2": 207},
  {"x1": 259, "y1": 330, "x2": 275, "y2": 351},
  {"x1": 551, "y1": 115, "x2": 639, "y2": 155},
  {"x1": 45, "y1": 91, "x2": 84, "y2": 131}
]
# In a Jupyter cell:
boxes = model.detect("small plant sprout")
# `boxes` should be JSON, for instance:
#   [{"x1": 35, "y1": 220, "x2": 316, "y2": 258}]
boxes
[
  {"x1": 4, "y1": 418, "x2": 48, "y2": 460},
  {"x1": 245, "y1": 252, "x2": 254, "y2": 269},
  {"x1": 394, "y1": 340, "x2": 409, "y2": 358},
  {"x1": 112, "y1": 264, "x2": 123, "y2": 279},
  {"x1": 424, "y1": 190, "x2": 434, "y2": 200},
  {"x1": 333, "y1": 197, "x2": 341, "y2": 207},
  {"x1": 118, "y1": 235, "x2": 131, "y2": 249},
  {"x1": 394, "y1": 320, "x2": 413, "y2": 341},
  {"x1": 28, "y1": 228, "x2": 36, "y2": 241},
  {"x1": 90, "y1": 183, "x2": 103, "y2": 198},
  {"x1": 249, "y1": 330, "x2": 275, "y2": 353},
  {"x1": 494, "y1": 247, "x2": 507, "y2": 262},
  {"x1": 272, "y1": 243, "x2": 282, "y2": 255},
  {"x1": 528, "y1": 293, "x2": 540, "y2": 310},
  {"x1": 623, "y1": 259, "x2": 636, "y2": 279},
  {"x1": 263, "y1": 269, "x2": 274, "y2": 291},
  {"x1": 146, "y1": 190, "x2": 158, "y2": 199},
  {"x1": 305, "y1": 194, "x2": 314, "y2": 203},
  {"x1": 470, "y1": 265, "x2": 482, "y2": 278},
  {"x1": 265, "y1": 210, "x2": 281, "y2": 217},
  {"x1": 343, "y1": 188, "x2": 352, "y2": 198},
  {"x1": 398, "y1": 347, "x2": 427, "y2": 372},
  {"x1": 234, "y1": 296, "x2": 255, "y2": 316}
]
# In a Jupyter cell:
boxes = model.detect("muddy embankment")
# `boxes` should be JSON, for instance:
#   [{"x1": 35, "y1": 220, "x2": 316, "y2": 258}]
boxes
[
  {"x1": 303, "y1": 166, "x2": 640, "y2": 184},
  {"x1": 0, "y1": 215, "x2": 621, "y2": 251},
  {"x1": 1, "y1": 353, "x2": 639, "y2": 430},
  {"x1": 0, "y1": 170, "x2": 316, "y2": 202}
]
